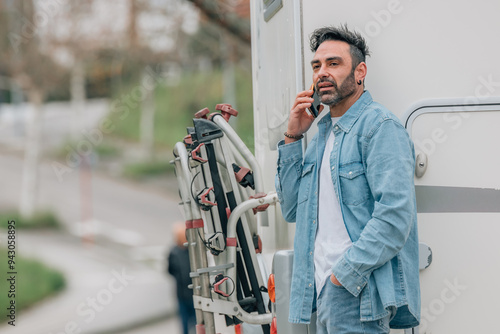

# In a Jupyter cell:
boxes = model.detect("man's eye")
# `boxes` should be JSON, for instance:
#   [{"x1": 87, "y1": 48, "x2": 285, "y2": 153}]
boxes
[{"x1": 329, "y1": 63, "x2": 338, "y2": 66}]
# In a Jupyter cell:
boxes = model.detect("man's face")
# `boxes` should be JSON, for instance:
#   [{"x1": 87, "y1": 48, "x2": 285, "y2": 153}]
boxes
[{"x1": 311, "y1": 40, "x2": 357, "y2": 107}]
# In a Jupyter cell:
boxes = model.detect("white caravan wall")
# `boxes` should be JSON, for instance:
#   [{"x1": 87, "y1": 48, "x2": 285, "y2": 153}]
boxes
[
  {"x1": 252, "y1": 0, "x2": 500, "y2": 333},
  {"x1": 250, "y1": 0, "x2": 303, "y2": 252},
  {"x1": 302, "y1": 0, "x2": 500, "y2": 122},
  {"x1": 409, "y1": 106, "x2": 500, "y2": 333}
]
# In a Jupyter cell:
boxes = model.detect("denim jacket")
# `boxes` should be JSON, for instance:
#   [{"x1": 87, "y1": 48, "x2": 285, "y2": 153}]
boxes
[{"x1": 275, "y1": 91, "x2": 420, "y2": 328}]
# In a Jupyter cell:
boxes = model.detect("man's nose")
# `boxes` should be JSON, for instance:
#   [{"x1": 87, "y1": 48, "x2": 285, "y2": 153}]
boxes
[{"x1": 317, "y1": 64, "x2": 328, "y2": 78}]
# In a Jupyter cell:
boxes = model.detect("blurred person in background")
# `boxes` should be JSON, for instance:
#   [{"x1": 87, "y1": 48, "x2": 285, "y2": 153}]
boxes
[{"x1": 168, "y1": 223, "x2": 196, "y2": 334}]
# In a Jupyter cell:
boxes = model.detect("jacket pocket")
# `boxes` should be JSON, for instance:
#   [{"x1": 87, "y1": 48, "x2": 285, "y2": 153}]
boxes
[
  {"x1": 298, "y1": 163, "x2": 315, "y2": 204},
  {"x1": 339, "y1": 162, "x2": 370, "y2": 206}
]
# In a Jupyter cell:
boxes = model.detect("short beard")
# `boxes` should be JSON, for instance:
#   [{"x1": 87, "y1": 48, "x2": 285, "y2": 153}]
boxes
[{"x1": 317, "y1": 70, "x2": 357, "y2": 107}]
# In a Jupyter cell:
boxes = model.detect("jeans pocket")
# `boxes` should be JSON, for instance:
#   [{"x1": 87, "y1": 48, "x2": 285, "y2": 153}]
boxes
[{"x1": 328, "y1": 278, "x2": 345, "y2": 289}]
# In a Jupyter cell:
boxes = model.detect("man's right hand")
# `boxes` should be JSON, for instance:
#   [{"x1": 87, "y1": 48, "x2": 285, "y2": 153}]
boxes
[{"x1": 285, "y1": 90, "x2": 324, "y2": 144}]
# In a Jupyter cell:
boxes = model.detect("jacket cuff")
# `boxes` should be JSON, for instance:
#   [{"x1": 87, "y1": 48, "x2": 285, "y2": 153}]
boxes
[
  {"x1": 332, "y1": 255, "x2": 368, "y2": 297},
  {"x1": 277, "y1": 139, "x2": 303, "y2": 165}
]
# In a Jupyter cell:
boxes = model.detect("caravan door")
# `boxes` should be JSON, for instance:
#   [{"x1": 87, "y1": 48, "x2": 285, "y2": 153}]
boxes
[{"x1": 406, "y1": 100, "x2": 500, "y2": 333}]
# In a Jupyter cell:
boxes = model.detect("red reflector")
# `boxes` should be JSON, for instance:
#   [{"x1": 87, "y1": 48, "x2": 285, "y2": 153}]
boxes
[
  {"x1": 271, "y1": 317, "x2": 278, "y2": 334},
  {"x1": 268, "y1": 274, "x2": 276, "y2": 303}
]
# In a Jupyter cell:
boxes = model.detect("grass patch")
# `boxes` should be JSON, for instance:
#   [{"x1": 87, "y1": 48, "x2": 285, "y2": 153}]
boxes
[
  {"x1": 1, "y1": 250, "x2": 66, "y2": 321},
  {"x1": 108, "y1": 67, "x2": 254, "y2": 152},
  {"x1": 0, "y1": 210, "x2": 61, "y2": 229},
  {"x1": 94, "y1": 143, "x2": 121, "y2": 159},
  {"x1": 122, "y1": 160, "x2": 173, "y2": 179},
  {"x1": 51, "y1": 140, "x2": 121, "y2": 161}
]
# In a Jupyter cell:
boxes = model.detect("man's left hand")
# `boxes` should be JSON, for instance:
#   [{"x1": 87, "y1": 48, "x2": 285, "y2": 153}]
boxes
[{"x1": 330, "y1": 273, "x2": 342, "y2": 286}]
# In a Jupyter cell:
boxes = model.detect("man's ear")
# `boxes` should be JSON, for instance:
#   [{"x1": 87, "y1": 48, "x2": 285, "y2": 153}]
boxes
[{"x1": 355, "y1": 62, "x2": 367, "y2": 84}]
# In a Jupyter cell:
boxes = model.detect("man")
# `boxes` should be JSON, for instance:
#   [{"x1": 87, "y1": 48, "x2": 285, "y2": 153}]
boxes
[
  {"x1": 275, "y1": 25, "x2": 420, "y2": 333},
  {"x1": 168, "y1": 223, "x2": 196, "y2": 334}
]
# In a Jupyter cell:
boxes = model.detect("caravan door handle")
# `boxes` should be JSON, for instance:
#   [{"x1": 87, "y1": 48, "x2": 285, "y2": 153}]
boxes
[{"x1": 415, "y1": 153, "x2": 428, "y2": 178}]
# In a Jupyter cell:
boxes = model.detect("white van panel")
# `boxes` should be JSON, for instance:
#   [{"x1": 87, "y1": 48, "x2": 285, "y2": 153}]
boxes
[
  {"x1": 251, "y1": 0, "x2": 500, "y2": 332},
  {"x1": 302, "y1": 0, "x2": 500, "y2": 122},
  {"x1": 411, "y1": 107, "x2": 500, "y2": 189},
  {"x1": 250, "y1": 0, "x2": 304, "y2": 252},
  {"x1": 409, "y1": 105, "x2": 500, "y2": 333},
  {"x1": 417, "y1": 213, "x2": 499, "y2": 333}
]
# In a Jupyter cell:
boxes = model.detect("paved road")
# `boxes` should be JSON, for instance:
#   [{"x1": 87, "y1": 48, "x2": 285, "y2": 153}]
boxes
[
  {"x1": 0, "y1": 98, "x2": 196, "y2": 333},
  {"x1": 121, "y1": 318, "x2": 182, "y2": 334},
  {"x1": 0, "y1": 151, "x2": 184, "y2": 247},
  {"x1": 0, "y1": 151, "x2": 188, "y2": 333},
  {"x1": 0, "y1": 98, "x2": 184, "y2": 249}
]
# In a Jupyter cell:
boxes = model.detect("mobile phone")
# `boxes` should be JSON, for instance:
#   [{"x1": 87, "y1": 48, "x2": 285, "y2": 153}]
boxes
[{"x1": 308, "y1": 83, "x2": 321, "y2": 118}]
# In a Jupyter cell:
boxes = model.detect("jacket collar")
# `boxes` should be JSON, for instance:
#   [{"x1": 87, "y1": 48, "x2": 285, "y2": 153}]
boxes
[{"x1": 317, "y1": 91, "x2": 373, "y2": 133}]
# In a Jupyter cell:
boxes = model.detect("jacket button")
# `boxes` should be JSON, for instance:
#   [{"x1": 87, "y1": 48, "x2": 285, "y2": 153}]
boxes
[
  {"x1": 331, "y1": 166, "x2": 335, "y2": 170},
  {"x1": 309, "y1": 283, "x2": 312, "y2": 287},
  {"x1": 357, "y1": 286, "x2": 361, "y2": 291}
]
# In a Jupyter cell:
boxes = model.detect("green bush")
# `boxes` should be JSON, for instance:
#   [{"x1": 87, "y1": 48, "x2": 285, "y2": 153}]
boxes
[
  {"x1": 1, "y1": 251, "x2": 66, "y2": 321},
  {"x1": 108, "y1": 67, "x2": 254, "y2": 151},
  {"x1": 94, "y1": 143, "x2": 121, "y2": 159},
  {"x1": 0, "y1": 210, "x2": 61, "y2": 229},
  {"x1": 122, "y1": 160, "x2": 173, "y2": 179}
]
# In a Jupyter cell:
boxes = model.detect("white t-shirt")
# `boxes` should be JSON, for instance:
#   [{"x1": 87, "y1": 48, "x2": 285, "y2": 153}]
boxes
[{"x1": 314, "y1": 117, "x2": 353, "y2": 295}]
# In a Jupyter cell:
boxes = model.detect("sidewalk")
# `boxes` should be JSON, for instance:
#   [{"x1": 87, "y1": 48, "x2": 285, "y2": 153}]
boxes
[{"x1": 0, "y1": 230, "x2": 178, "y2": 334}]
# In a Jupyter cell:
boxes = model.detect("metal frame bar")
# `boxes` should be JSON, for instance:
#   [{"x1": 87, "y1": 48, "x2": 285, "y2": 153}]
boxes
[{"x1": 173, "y1": 143, "x2": 216, "y2": 334}]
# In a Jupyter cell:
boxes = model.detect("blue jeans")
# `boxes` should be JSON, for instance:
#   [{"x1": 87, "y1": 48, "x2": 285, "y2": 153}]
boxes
[
  {"x1": 178, "y1": 298, "x2": 196, "y2": 334},
  {"x1": 317, "y1": 279, "x2": 391, "y2": 334}
]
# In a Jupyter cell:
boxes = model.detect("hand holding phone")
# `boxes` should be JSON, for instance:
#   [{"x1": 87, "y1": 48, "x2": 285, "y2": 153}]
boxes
[
  {"x1": 308, "y1": 83, "x2": 322, "y2": 118},
  {"x1": 286, "y1": 88, "x2": 321, "y2": 143}
]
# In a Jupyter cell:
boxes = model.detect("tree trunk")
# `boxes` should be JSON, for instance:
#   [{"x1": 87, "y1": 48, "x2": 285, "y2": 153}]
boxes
[
  {"x1": 140, "y1": 69, "x2": 155, "y2": 160},
  {"x1": 71, "y1": 59, "x2": 86, "y2": 140},
  {"x1": 221, "y1": 32, "x2": 237, "y2": 126},
  {"x1": 20, "y1": 88, "x2": 44, "y2": 218}
]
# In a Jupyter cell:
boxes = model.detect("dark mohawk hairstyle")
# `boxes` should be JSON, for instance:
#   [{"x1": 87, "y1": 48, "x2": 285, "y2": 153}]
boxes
[{"x1": 309, "y1": 24, "x2": 370, "y2": 68}]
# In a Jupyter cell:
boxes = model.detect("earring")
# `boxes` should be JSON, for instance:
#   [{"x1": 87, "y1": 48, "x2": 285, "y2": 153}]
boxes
[{"x1": 357, "y1": 80, "x2": 362, "y2": 85}]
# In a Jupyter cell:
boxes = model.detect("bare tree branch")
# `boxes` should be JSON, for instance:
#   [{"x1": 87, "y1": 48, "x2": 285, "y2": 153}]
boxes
[{"x1": 185, "y1": 0, "x2": 251, "y2": 45}]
